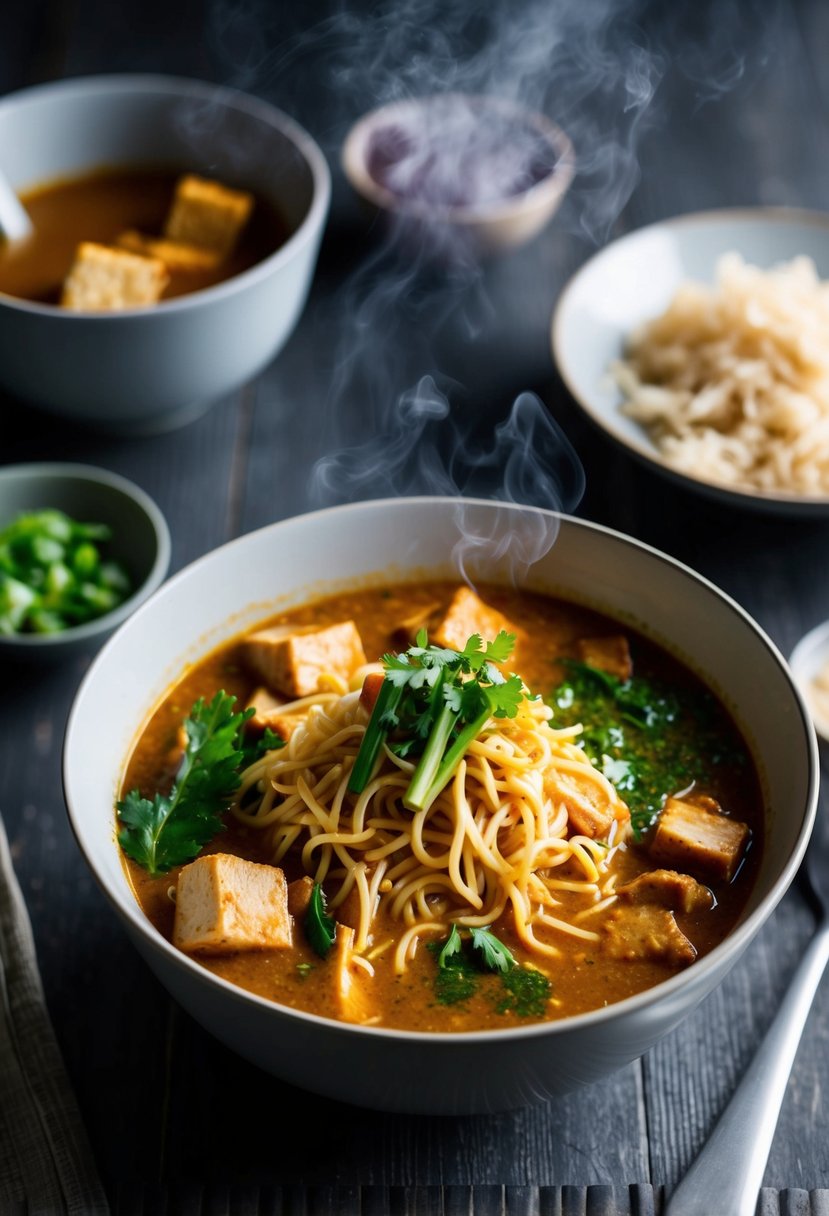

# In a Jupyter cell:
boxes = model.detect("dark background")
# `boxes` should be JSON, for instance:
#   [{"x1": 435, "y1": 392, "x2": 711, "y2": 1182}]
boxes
[{"x1": 2, "y1": 1, "x2": 829, "y2": 1212}]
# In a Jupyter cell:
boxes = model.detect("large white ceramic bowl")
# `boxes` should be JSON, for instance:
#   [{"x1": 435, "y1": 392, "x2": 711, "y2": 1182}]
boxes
[
  {"x1": 552, "y1": 208, "x2": 829, "y2": 514},
  {"x1": 0, "y1": 75, "x2": 330, "y2": 433},
  {"x1": 63, "y1": 498, "x2": 817, "y2": 1113}
]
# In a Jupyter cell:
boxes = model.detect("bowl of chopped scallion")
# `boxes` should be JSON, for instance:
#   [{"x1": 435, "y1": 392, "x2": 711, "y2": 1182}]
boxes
[{"x1": 0, "y1": 463, "x2": 170, "y2": 659}]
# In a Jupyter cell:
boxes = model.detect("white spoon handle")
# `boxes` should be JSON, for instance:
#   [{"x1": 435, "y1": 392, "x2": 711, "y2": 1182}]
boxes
[
  {"x1": 0, "y1": 174, "x2": 32, "y2": 242},
  {"x1": 665, "y1": 922, "x2": 829, "y2": 1216}
]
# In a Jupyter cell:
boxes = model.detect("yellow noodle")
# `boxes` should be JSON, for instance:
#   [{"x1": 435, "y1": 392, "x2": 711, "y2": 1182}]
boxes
[{"x1": 233, "y1": 682, "x2": 630, "y2": 972}]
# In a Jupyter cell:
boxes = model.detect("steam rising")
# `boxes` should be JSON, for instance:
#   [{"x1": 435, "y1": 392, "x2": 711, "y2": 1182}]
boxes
[
  {"x1": 311, "y1": 377, "x2": 584, "y2": 508},
  {"x1": 204, "y1": 0, "x2": 777, "y2": 577}
]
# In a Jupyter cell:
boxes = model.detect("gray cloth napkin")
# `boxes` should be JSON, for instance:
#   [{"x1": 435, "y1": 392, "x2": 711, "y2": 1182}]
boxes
[{"x1": 0, "y1": 814, "x2": 110, "y2": 1216}]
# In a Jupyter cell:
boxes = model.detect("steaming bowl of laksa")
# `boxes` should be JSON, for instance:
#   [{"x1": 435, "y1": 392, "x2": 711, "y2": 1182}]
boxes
[
  {"x1": 63, "y1": 498, "x2": 817, "y2": 1113},
  {"x1": 0, "y1": 75, "x2": 330, "y2": 433}
]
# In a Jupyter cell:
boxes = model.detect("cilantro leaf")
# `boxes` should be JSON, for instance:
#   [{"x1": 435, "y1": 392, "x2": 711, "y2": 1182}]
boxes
[
  {"x1": 305, "y1": 883, "x2": 336, "y2": 958},
  {"x1": 240, "y1": 725, "x2": 284, "y2": 770},
  {"x1": 436, "y1": 923, "x2": 463, "y2": 967},
  {"x1": 117, "y1": 691, "x2": 252, "y2": 876},
  {"x1": 469, "y1": 926, "x2": 517, "y2": 973},
  {"x1": 348, "y1": 618, "x2": 523, "y2": 811}
]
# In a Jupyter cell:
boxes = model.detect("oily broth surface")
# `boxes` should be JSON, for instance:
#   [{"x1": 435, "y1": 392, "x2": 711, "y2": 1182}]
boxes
[
  {"x1": 121, "y1": 581, "x2": 763, "y2": 1031},
  {"x1": 0, "y1": 166, "x2": 288, "y2": 304}
]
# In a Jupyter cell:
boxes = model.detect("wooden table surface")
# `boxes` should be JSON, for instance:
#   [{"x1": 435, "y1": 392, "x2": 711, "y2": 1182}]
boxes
[{"x1": 2, "y1": 1, "x2": 829, "y2": 1212}]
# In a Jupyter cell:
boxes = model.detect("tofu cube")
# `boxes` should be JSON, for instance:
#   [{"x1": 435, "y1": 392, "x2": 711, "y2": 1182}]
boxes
[
  {"x1": 243, "y1": 621, "x2": 366, "y2": 698},
  {"x1": 61, "y1": 242, "x2": 168, "y2": 311},
  {"x1": 173, "y1": 853, "x2": 292, "y2": 954},
  {"x1": 650, "y1": 796, "x2": 750, "y2": 882},
  {"x1": 432, "y1": 587, "x2": 516, "y2": 653},
  {"x1": 163, "y1": 174, "x2": 253, "y2": 256},
  {"x1": 244, "y1": 685, "x2": 299, "y2": 742},
  {"x1": 575, "y1": 634, "x2": 633, "y2": 682},
  {"x1": 115, "y1": 229, "x2": 220, "y2": 272}
]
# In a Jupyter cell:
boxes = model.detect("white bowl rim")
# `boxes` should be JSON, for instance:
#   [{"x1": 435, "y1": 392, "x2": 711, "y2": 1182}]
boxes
[
  {"x1": 790, "y1": 618, "x2": 829, "y2": 744},
  {"x1": 63, "y1": 495, "x2": 818, "y2": 1042},
  {"x1": 551, "y1": 205, "x2": 829, "y2": 512},
  {"x1": 342, "y1": 92, "x2": 575, "y2": 225},
  {"x1": 0, "y1": 460, "x2": 171, "y2": 648},
  {"x1": 0, "y1": 72, "x2": 331, "y2": 321}
]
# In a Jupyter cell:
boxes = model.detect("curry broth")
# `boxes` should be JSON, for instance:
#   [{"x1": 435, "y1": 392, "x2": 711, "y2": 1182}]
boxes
[
  {"x1": 0, "y1": 167, "x2": 288, "y2": 304},
  {"x1": 121, "y1": 582, "x2": 763, "y2": 1032}
]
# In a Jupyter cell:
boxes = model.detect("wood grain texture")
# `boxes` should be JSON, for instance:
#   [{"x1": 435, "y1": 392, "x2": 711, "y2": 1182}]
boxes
[{"x1": 1, "y1": 0, "x2": 829, "y2": 1210}]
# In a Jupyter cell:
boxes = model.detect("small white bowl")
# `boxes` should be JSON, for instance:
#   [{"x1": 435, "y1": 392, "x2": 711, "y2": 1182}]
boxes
[
  {"x1": 0, "y1": 75, "x2": 330, "y2": 434},
  {"x1": 790, "y1": 620, "x2": 829, "y2": 744},
  {"x1": 552, "y1": 207, "x2": 829, "y2": 514},
  {"x1": 63, "y1": 498, "x2": 817, "y2": 1113},
  {"x1": 0, "y1": 462, "x2": 170, "y2": 660},
  {"x1": 342, "y1": 94, "x2": 574, "y2": 255}
]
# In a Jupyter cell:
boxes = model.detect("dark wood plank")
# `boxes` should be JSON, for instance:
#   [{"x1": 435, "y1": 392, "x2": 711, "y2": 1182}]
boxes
[{"x1": 2, "y1": 0, "x2": 829, "y2": 1209}]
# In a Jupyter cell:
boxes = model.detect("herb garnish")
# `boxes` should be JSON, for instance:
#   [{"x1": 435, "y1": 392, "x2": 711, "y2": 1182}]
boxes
[
  {"x1": 349, "y1": 630, "x2": 524, "y2": 811},
  {"x1": 117, "y1": 691, "x2": 270, "y2": 876},
  {"x1": 305, "y1": 882, "x2": 337, "y2": 958},
  {"x1": 469, "y1": 925, "x2": 516, "y2": 973},
  {"x1": 551, "y1": 660, "x2": 742, "y2": 836},
  {"x1": 0, "y1": 508, "x2": 133, "y2": 635},
  {"x1": 429, "y1": 926, "x2": 553, "y2": 1018}
]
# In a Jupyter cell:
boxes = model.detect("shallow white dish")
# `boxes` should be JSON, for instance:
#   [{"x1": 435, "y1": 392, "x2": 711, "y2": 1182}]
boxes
[
  {"x1": 790, "y1": 620, "x2": 829, "y2": 744},
  {"x1": 63, "y1": 497, "x2": 817, "y2": 1114},
  {"x1": 552, "y1": 208, "x2": 829, "y2": 514}
]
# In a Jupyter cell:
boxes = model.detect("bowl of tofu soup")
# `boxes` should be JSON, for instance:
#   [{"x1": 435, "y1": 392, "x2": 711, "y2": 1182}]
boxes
[
  {"x1": 63, "y1": 497, "x2": 818, "y2": 1113},
  {"x1": 0, "y1": 75, "x2": 330, "y2": 433}
]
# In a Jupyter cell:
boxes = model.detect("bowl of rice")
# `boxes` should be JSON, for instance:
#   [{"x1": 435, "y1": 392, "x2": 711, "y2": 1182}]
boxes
[{"x1": 551, "y1": 207, "x2": 829, "y2": 513}]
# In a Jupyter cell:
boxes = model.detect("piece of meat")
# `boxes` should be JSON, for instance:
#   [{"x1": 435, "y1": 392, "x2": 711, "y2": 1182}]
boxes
[
  {"x1": 566, "y1": 783, "x2": 616, "y2": 841},
  {"x1": 287, "y1": 875, "x2": 315, "y2": 920},
  {"x1": 331, "y1": 925, "x2": 375, "y2": 1024},
  {"x1": 650, "y1": 796, "x2": 749, "y2": 882},
  {"x1": 431, "y1": 586, "x2": 516, "y2": 653},
  {"x1": 617, "y1": 868, "x2": 713, "y2": 914},
  {"x1": 173, "y1": 853, "x2": 292, "y2": 954},
  {"x1": 244, "y1": 686, "x2": 300, "y2": 742},
  {"x1": 242, "y1": 620, "x2": 366, "y2": 698},
  {"x1": 602, "y1": 903, "x2": 697, "y2": 966},
  {"x1": 575, "y1": 634, "x2": 633, "y2": 681}
]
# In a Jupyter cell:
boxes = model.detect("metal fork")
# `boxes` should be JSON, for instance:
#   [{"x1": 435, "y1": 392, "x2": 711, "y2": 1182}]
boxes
[{"x1": 664, "y1": 770, "x2": 829, "y2": 1216}]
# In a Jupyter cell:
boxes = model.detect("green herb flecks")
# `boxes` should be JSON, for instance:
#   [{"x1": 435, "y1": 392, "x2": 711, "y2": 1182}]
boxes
[
  {"x1": 305, "y1": 883, "x2": 337, "y2": 958},
  {"x1": 551, "y1": 660, "x2": 743, "y2": 837},
  {"x1": 0, "y1": 508, "x2": 133, "y2": 635},
  {"x1": 496, "y1": 967, "x2": 552, "y2": 1018},
  {"x1": 240, "y1": 725, "x2": 284, "y2": 769},
  {"x1": 429, "y1": 927, "x2": 553, "y2": 1018},
  {"x1": 117, "y1": 691, "x2": 253, "y2": 876},
  {"x1": 349, "y1": 629, "x2": 524, "y2": 812},
  {"x1": 429, "y1": 935, "x2": 479, "y2": 1006}
]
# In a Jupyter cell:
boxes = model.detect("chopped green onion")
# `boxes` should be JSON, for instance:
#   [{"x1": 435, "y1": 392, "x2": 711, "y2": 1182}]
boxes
[{"x1": 0, "y1": 508, "x2": 133, "y2": 635}]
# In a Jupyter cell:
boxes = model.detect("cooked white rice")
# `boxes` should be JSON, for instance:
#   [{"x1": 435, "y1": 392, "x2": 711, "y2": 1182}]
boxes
[{"x1": 612, "y1": 252, "x2": 829, "y2": 495}]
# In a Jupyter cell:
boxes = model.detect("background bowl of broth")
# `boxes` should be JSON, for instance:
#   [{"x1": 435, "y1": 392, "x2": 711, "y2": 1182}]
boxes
[
  {"x1": 63, "y1": 497, "x2": 818, "y2": 1113},
  {"x1": 0, "y1": 75, "x2": 330, "y2": 433}
]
